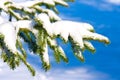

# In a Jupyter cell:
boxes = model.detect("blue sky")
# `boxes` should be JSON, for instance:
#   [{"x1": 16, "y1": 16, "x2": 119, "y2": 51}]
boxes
[
  {"x1": 0, "y1": 0, "x2": 120, "y2": 80},
  {"x1": 58, "y1": 0, "x2": 120, "y2": 80}
]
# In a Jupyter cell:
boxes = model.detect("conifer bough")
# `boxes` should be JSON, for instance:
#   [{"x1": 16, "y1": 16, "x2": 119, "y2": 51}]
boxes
[{"x1": 0, "y1": 0, "x2": 110, "y2": 76}]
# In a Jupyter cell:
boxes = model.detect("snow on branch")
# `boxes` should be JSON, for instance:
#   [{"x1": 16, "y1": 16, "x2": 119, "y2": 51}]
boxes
[
  {"x1": 35, "y1": 13, "x2": 110, "y2": 60},
  {"x1": 0, "y1": 22, "x2": 17, "y2": 53},
  {"x1": 0, "y1": 0, "x2": 110, "y2": 76}
]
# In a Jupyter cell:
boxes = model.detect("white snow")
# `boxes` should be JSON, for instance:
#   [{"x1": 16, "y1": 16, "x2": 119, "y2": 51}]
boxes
[
  {"x1": 0, "y1": 0, "x2": 10, "y2": 11},
  {"x1": 47, "y1": 37, "x2": 57, "y2": 47},
  {"x1": 70, "y1": 31, "x2": 84, "y2": 50},
  {"x1": 84, "y1": 41, "x2": 95, "y2": 52},
  {"x1": 0, "y1": 16, "x2": 5, "y2": 24},
  {"x1": 42, "y1": 0, "x2": 55, "y2": 6},
  {"x1": 75, "y1": 50, "x2": 84, "y2": 61},
  {"x1": 43, "y1": 9, "x2": 61, "y2": 21},
  {"x1": 51, "y1": 20, "x2": 109, "y2": 44},
  {"x1": 52, "y1": 20, "x2": 94, "y2": 33},
  {"x1": 0, "y1": 18, "x2": 36, "y2": 54},
  {"x1": 0, "y1": 12, "x2": 109, "y2": 55},
  {"x1": 0, "y1": 22, "x2": 17, "y2": 53},
  {"x1": 35, "y1": 13, "x2": 109, "y2": 51},
  {"x1": 42, "y1": 44, "x2": 50, "y2": 66},
  {"x1": 13, "y1": 20, "x2": 36, "y2": 34},
  {"x1": 54, "y1": 0, "x2": 68, "y2": 6},
  {"x1": 58, "y1": 46, "x2": 67, "y2": 59},
  {"x1": 81, "y1": 31, "x2": 110, "y2": 44},
  {"x1": 36, "y1": 13, "x2": 53, "y2": 36},
  {"x1": 14, "y1": 1, "x2": 42, "y2": 8},
  {"x1": 82, "y1": 23, "x2": 94, "y2": 32}
]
